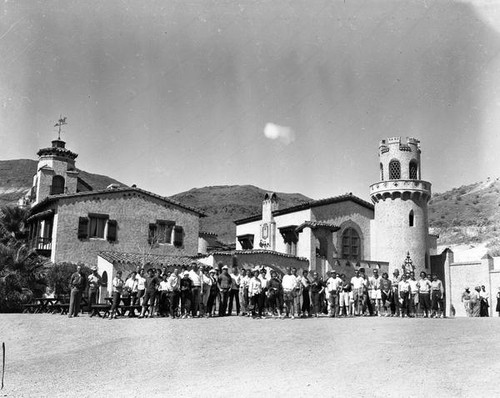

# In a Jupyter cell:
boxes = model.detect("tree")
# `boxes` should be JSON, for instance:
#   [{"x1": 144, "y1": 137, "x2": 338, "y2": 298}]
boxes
[
  {"x1": 0, "y1": 205, "x2": 29, "y2": 243},
  {"x1": 45, "y1": 262, "x2": 92, "y2": 298}
]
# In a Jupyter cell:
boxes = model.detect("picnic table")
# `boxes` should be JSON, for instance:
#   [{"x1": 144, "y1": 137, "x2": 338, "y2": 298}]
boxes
[
  {"x1": 104, "y1": 297, "x2": 141, "y2": 317},
  {"x1": 21, "y1": 298, "x2": 58, "y2": 314}
]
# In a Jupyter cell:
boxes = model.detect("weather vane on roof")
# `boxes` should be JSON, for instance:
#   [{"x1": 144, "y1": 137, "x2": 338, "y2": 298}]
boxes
[{"x1": 54, "y1": 115, "x2": 67, "y2": 140}]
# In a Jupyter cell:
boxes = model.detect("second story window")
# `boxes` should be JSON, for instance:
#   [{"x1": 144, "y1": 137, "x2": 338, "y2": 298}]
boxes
[
  {"x1": 89, "y1": 213, "x2": 108, "y2": 239},
  {"x1": 149, "y1": 220, "x2": 175, "y2": 245},
  {"x1": 389, "y1": 160, "x2": 401, "y2": 180}
]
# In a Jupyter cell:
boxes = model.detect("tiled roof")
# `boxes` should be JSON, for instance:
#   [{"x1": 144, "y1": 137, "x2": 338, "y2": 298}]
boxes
[
  {"x1": 30, "y1": 186, "x2": 206, "y2": 216},
  {"x1": 199, "y1": 231, "x2": 217, "y2": 237},
  {"x1": 295, "y1": 221, "x2": 340, "y2": 233},
  {"x1": 98, "y1": 251, "x2": 204, "y2": 267},
  {"x1": 208, "y1": 249, "x2": 309, "y2": 262},
  {"x1": 234, "y1": 193, "x2": 374, "y2": 225}
]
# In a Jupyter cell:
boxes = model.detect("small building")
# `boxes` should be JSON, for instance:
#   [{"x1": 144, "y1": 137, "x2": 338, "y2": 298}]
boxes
[{"x1": 25, "y1": 135, "x2": 205, "y2": 266}]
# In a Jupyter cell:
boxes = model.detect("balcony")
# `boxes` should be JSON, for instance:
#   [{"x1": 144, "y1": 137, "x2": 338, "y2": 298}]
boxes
[{"x1": 31, "y1": 237, "x2": 52, "y2": 257}]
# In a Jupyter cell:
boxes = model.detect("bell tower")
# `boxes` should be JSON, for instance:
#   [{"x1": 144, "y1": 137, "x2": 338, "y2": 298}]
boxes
[
  {"x1": 27, "y1": 117, "x2": 79, "y2": 206},
  {"x1": 370, "y1": 137, "x2": 432, "y2": 275},
  {"x1": 259, "y1": 192, "x2": 279, "y2": 250}
]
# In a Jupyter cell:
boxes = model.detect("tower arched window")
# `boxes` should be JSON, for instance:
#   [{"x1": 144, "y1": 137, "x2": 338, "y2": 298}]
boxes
[
  {"x1": 409, "y1": 210, "x2": 414, "y2": 227},
  {"x1": 50, "y1": 175, "x2": 65, "y2": 195},
  {"x1": 341, "y1": 228, "x2": 360, "y2": 261},
  {"x1": 409, "y1": 161, "x2": 418, "y2": 179},
  {"x1": 389, "y1": 160, "x2": 401, "y2": 180},
  {"x1": 380, "y1": 163, "x2": 384, "y2": 181}
]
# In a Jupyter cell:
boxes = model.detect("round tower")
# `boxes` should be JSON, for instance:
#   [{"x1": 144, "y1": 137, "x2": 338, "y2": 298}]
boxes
[{"x1": 370, "y1": 137, "x2": 431, "y2": 276}]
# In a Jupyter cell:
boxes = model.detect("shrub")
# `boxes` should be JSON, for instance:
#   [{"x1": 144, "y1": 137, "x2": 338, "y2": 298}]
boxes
[{"x1": 45, "y1": 262, "x2": 92, "y2": 297}]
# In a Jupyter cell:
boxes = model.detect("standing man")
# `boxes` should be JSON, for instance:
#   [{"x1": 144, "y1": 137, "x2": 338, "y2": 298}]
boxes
[
  {"x1": 259, "y1": 268, "x2": 269, "y2": 316},
  {"x1": 417, "y1": 271, "x2": 431, "y2": 318},
  {"x1": 217, "y1": 265, "x2": 232, "y2": 316},
  {"x1": 138, "y1": 268, "x2": 160, "y2": 319},
  {"x1": 239, "y1": 269, "x2": 249, "y2": 316},
  {"x1": 135, "y1": 268, "x2": 146, "y2": 306},
  {"x1": 291, "y1": 268, "x2": 302, "y2": 318},
  {"x1": 369, "y1": 269, "x2": 382, "y2": 316},
  {"x1": 301, "y1": 270, "x2": 311, "y2": 317},
  {"x1": 398, "y1": 273, "x2": 411, "y2": 318},
  {"x1": 350, "y1": 270, "x2": 365, "y2": 316},
  {"x1": 430, "y1": 274, "x2": 444, "y2": 318},
  {"x1": 390, "y1": 269, "x2": 401, "y2": 317},
  {"x1": 87, "y1": 266, "x2": 101, "y2": 317},
  {"x1": 68, "y1": 265, "x2": 85, "y2": 318},
  {"x1": 339, "y1": 274, "x2": 351, "y2": 317},
  {"x1": 408, "y1": 271, "x2": 419, "y2": 317},
  {"x1": 282, "y1": 267, "x2": 297, "y2": 318},
  {"x1": 168, "y1": 268, "x2": 181, "y2": 318},
  {"x1": 310, "y1": 271, "x2": 324, "y2": 317},
  {"x1": 228, "y1": 266, "x2": 241, "y2": 316},
  {"x1": 188, "y1": 262, "x2": 202, "y2": 317},
  {"x1": 326, "y1": 271, "x2": 342, "y2": 317}
]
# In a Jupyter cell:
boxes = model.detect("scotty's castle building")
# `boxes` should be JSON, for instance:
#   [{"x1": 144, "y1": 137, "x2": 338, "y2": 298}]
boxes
[{"x1": 234, "y1": 137, "x2": 437, "y2": 277}]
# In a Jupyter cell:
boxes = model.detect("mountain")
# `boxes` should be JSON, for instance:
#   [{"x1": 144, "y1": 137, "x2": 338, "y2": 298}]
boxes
[
  {"x1": 169, "y1": 185, "x2": 311, "y2": 244},
  {"x1": 0, "y1": 159, "x2": 126, "y2": 206},
  {"x1": 428, "y1": 177, "x2": 500, "y2": 256}
]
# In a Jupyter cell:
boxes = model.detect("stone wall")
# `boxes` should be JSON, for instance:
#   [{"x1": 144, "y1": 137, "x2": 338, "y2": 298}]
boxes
[{"x1": 50, "y1": 191, "x2": 200, "y2": 266}]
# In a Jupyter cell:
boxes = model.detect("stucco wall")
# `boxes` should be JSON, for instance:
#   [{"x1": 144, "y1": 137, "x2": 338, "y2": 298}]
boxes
[{"x1": 49, "y1": 192, "x2": 200, "y2": 266}]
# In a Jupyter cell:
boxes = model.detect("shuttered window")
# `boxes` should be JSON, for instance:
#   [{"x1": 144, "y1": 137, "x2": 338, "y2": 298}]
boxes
[
  {"x1": 173, "y1": 226, "x2": 184, "y2": 247},
  {"x1": 107, "y1": 220, "x2": 117, "y2": 242},
  {"x1": 148, "y1": 223, "x2": 157, "y2": 245},
  {"x1": 78, "y1": 217, "x2": 89, "y2": 239}
]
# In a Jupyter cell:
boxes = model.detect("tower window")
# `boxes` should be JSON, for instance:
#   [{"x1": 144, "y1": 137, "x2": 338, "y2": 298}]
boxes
[
  {"x1": 380, "y1": 163, "x2": 384, "y2": 181},
  {"x1": 409, "y1": 210, "x2": 414, "y2": 227},
  {"x1": 409, "y1": 161, "x2": 418, "y2": 179},
  {"x1": 50, "y1": 175, "x2": 65, "y2": 195},
  {"x1": 389, "y1": 160, "x2": 401, "y2": 180},
  {"x1": 341, "y1": 228, "x2": 360, "y2": 261}
]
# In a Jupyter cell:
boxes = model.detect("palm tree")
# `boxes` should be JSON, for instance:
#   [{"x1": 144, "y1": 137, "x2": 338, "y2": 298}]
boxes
[{"x1": 0, "y1": 205, "x2": 28, "y2": 243}]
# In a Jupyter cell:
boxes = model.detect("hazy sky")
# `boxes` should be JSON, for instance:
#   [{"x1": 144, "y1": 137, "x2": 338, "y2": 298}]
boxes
[{"x1": 2, "y1": 0, "x2": 500, "y2": 201}]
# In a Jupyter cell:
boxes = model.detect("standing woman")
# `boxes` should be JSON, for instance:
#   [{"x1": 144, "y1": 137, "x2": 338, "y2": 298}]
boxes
[
  {"x1": 379, "y1": 273, "x2": 392, "y2": 317},
  {"x1": 200, "y1": 267, "x2": 212, "y2": 317},
  {"x1": 480, "y1": 285, "x2": 489, "y2": 317},
  {"x1": 109, "y1": 271, "x2": 124, "y2": 320},
  {"x1": 470, "y1": 286, "x2": 481, "y2": 317},
  {"x1": 248, "y1": 269, "x2": 263, "y2": 318},
  {"x1": 310, "y1": 272, "x2": 324, "y2": 318}
]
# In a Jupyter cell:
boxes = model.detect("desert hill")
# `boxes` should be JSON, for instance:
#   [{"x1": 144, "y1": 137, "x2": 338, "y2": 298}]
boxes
[{"x1": 0, "y1": 159, "x2": 125, "y2": 206}]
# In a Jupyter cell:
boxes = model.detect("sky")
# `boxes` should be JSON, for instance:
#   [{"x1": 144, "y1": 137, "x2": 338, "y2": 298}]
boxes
[{"x1": 2, "y1": 0, "x2": 500, "y2": 201}]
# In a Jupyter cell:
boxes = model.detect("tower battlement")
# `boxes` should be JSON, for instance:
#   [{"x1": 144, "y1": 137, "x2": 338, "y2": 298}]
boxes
[{"x1": 379, "y1": 137, "x2": 421, "y2": 154}]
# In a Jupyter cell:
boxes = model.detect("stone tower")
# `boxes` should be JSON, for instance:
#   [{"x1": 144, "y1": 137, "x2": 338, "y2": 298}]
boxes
[
  {"x1": 370, "y1": 137, "x2": 432, "y2": 276},
  {"x1": 28, "y1": 138, "x2": 79, "y2": 206}
]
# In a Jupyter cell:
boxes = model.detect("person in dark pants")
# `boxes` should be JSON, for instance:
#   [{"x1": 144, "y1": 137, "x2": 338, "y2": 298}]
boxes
[
  {"x1": 138, "y1": 268, "x2": 160, "y2": 319},
  {"x1": 217, "y1": 265, "x2": 232, "y2": 316},
  {"x1": 87, "y1": 266, "x2": 101, "y2": 317},
  {"x1": 180, "y1": 271, "x2": 193, "y2": 318},
  {"x1": 168, "y1": 268, "x2": 181, "y2": 318},
  {"x1": 228, "y1": 266, "x2": 241, "y2": 316},
  {"x1": 109, "y1": 271, "x2": 124, "y2": 320},
  {"x1": 301, "y1": 270, "x2": 311, "y2": 317},
  {"x1": 207, "y1": 269, "x2": 219, "y2": 316},
  {"x1": 310, "y1": 272, "x2": 324, "y2": 317},
  {"x1": 188, "y1": 263, "x2": 202, "y2": 317},
  {"x1": 68, "y1": 265, "x2": 85, "y2": 318}
]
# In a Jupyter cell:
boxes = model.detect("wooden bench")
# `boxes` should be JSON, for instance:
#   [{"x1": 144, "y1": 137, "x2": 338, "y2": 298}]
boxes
[
  {"x1": 120, "y1": 305, "x2": 142, "y2": 317},
  {"x1": 89, "y1": 304, "x2": 111, "y2": 318},
  {"x1": 21, "y1": 303, "x2": 41, "y2": 313}
]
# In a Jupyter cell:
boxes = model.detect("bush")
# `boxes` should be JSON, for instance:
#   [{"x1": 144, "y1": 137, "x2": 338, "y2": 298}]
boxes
[{"x1": 45, "y1": 262, "x2": 92, "y2": 297}]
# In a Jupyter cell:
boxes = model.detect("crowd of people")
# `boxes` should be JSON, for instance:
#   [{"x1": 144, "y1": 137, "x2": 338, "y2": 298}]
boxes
[
  {"x1": 460, "y1": 285, "x2": 495, "y2": 317},
  {"x1": 70, "y1": 262, "x2": 450, "y2": 320}
]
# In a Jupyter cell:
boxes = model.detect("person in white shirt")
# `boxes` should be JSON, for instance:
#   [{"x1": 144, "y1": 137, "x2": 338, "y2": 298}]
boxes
[
  {"x1": 282, "y1": 267, "x2": 298, "y2": 319},
  {"x1": 398, "y1": 274, "x2": 411, "y2": 317},
  {"x1": 248, "y1": 269, "x2": 263, "y2": 318},
  {"x1": 326, "y1": 271, "x2": 342, "y2": 317},
  {"x1": 407, "y1": 271, "x2": 419, "y2": 317},
  {"x1": 368, "y1": 269, "x2": 382, "y2": 316},
  {"x1": 159, "y1": 274, "x2": 170, "y2": 317},
  {"x1": 135, "y1": 268, "x2": 146, "y2": 306},
  {"x1": 200, "y1": 267, "x2": 212, "y2": 317},
  {"x1": 350, "y1": 270, "x2": 365, "y2": 316},
  {"x1": 259, "y1": 268, "x2": 269, "y2": 315},
  {"x1": 167, "y1": 268, "x2": 181, "y2": 318},
  {"x1": 188, "y1": 263, "x2": 202, "y2": 317},
  {"x1": 291, "y1": 268, "x2": 303, "y2": 317},
  {"x1": 239, "y1": 269, "x2": 250, "y2": 316},
  {"x1": 417, "y1": 271, "x2": 431, "y2": 318}
]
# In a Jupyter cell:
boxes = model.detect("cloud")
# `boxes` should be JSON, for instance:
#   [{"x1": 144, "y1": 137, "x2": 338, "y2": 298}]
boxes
[{"x1": 263, "y1": 122, "x2": 295, "y2": 145}]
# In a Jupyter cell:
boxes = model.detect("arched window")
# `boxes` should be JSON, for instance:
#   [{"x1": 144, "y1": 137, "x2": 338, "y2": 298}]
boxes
[
  {"x1": 50, "y1": 175, "x2": 65, "y2": 195},
  {"x1": 380, "y1": 163, "x2": 384, "y2": 180},
  {"x1": 101, "y1": 271, "x2": 108, "y2": 285},
  {"x1": 409, "y1": 161, "x2": 418, "y2": 179},
  {"x1": 389, "y1": 160, "x2": 401, "y2": 180},
  {"x1": 409, "y1": 210, "x2": 414, "y2": 227},
  {"x1": 341, "y1": 228, "x2": 360, "y2": 261}
]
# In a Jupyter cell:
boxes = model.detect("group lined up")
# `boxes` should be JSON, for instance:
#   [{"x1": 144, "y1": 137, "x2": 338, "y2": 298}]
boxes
[{"x1": 79, "y1": 262, "x2": 447, "y2": 320}]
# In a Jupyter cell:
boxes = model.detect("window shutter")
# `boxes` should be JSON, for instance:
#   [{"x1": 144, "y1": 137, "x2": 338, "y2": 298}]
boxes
[
  {"x1": 107, "y1": 220, "x2": 117, "y2": 242},
  {"x1": 148, "y1": 223, "x2": 157, "y2": 245},
  {"x1": 173, "y1": 226, "x2": 184, "y2": 247},
  {"x1": 78, "y1": 217, "x2": 89, "y2": 239}
]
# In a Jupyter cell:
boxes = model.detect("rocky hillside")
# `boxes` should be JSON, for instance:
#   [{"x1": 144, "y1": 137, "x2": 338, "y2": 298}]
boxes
[
  {"x1": 170, "y1": 185, "x2": 311, "y2": 244},
  {"x1": 0, "y1": 159, "x2": 125, "y2": 206},
  {"x1": 429, "y1": 177, "x2": 500, "y2": 255}
]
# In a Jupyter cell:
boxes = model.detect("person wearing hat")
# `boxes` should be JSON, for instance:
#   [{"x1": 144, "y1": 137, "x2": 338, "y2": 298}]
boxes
[
  {"x1": 87, "y1": 266, "x2": 102, "y2": 317},
  {"x1": 217, "y1": 265, "x2": 232, "y2": 316},
  {"x1": 206, "y1": 268, "x2": 219, "y2": 316}
]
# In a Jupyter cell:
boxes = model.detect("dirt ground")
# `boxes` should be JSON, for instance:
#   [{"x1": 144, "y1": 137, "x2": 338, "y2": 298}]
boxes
[{"x1": 0, "y1": 314, "x2": 499, "y2": 398}]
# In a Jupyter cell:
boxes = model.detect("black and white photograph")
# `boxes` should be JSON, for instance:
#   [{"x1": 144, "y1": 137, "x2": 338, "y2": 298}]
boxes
[{"x1": 1, "y1": 1, "x2": 500, "y2": 397}]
